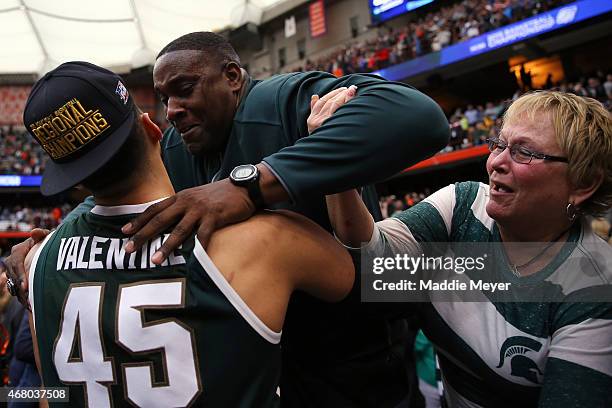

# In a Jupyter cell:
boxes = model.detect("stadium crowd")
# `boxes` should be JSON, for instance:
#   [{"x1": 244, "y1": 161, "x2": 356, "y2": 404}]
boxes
[
  {"x1": 446, "y1": 70, "x2": 612, "y2": 150},
  {"x1": 286, "y1": 0, "x2": 573, "y2": 75},
  {"x1": 0, "y1": 204, "x2": 72, "y2": 232},
  {"x1": 379, "y1": 190, "x2": 431, "y2": 218},
  {"x1": 0, "y1": 126, "x2": 45, "y2": 175}
]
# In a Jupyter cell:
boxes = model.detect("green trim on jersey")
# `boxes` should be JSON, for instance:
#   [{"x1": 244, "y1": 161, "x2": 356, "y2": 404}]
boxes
[
  {"x1": 394, "y1": 202, "x2": 448, "y2": 244},
  {"x1": 450, "y1": 180, "x2": 481, "y2": 241},
  {"x1": 552, "y1": 298, "x2": 612, "y2": 329},
  {"x1": 538, "y1": 357, "x2": 612, "y2": 407}
]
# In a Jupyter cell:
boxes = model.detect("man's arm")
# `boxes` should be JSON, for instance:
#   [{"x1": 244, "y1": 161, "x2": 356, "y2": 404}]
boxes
[{"x1": 263, "y1": 74, "x2": 450, "y2": 202}]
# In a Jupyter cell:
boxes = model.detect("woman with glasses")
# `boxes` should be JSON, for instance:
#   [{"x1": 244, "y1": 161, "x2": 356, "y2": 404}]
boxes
[{"x1": 313, "y1": 91, "x2": 612, "y2": 407}]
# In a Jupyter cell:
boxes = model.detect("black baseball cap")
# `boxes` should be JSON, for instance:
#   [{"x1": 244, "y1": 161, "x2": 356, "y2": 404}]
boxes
[{"x1": 23, "y1": 61, "x2": 137, "y2": 196}]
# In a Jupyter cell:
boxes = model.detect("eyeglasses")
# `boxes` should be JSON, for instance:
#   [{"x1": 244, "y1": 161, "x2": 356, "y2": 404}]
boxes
[{"x1": 486, "y1": 137, "x2": 568, "y2": 164}]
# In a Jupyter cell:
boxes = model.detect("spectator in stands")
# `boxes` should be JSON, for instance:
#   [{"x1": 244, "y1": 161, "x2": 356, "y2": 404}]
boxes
[
  {"x1": 431, "y1": 23, "x2": 451, "y2": 51},
  {"x1": 572, "y1": 82, "x2": 589, "y2": 97},
  {"x1": 0, "y1": 205, "x2": 72, "y2": 232},
  {"x1": 604, "y1": 74, "x2": 612, "y2": 100},
  {"x1": 545, "y1": 73, "x2": 554, "y2": 89},
  {"x1": 464, "y1": 18, "x2": 480, "y2": 38},
  {"x1": 476, "y1": 105, "x2": 485, "y2": 122},
  {"x1": 404, "y1": 193, "x2": 416, "y2": 208},
  {"x1": 449, "y1": 115, "x2": 465, "y2": 151},
  {"x1": 379, "y1": 195, "x2": 396, "y2": 219},
  {"x1": 586, "y1": 77, "x2": 607, "y2": 102},
  {"x1": 387, "y1": 198, "x2": 407, "y2": 217},
  {"x1": 473, "y1": 120, "x2": 490, "y2": 146},
  {"x1": 520, "y1": 65, "x2": 533, "y2": 91},
  {"x1": 484, "y1": 101, "x2": 502, "y2": 119},
  {"x1": 464, "y1": 104, "x2": 479, "y2": 125}
]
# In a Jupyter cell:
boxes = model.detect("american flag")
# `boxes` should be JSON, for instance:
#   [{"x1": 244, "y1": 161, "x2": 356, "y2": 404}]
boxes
[{"x1": 115, "y1": 81, "x2": 129, "y2": 105}]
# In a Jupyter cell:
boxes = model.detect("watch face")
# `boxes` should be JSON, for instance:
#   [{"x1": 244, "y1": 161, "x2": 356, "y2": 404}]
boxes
[{"x1": 232, "y1": 165, "x2": 256, "y2": 181}]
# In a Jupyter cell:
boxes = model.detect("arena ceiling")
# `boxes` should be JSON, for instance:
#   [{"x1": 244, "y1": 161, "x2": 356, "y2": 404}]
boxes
[{"x1": 0, "y1": 0, "x2": 285, "y2": 75}]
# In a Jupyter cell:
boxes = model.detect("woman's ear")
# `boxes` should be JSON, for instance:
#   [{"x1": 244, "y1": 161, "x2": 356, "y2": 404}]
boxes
[
  {"x1": 570, "y1": 172, "x2": 604, "y2": 208},
  {"x1": 140, "y1": 112, "x2": 162, "y2": 141}
]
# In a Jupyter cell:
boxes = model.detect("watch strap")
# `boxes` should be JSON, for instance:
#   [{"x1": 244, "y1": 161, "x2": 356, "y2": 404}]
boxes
[{"x1": 246, "y1": 178, "x2": 265, "y2": 209}]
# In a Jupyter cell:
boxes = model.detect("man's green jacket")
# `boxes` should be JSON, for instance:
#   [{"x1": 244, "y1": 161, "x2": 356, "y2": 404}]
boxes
[{"x1": 161, "y1": 71, "x2": 449, "y2": 229}]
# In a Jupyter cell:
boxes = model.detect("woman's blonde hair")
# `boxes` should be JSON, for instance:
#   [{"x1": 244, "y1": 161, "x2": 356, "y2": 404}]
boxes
[{"x1": 503, "y1": 91, "x2": 612, "y2": 216}]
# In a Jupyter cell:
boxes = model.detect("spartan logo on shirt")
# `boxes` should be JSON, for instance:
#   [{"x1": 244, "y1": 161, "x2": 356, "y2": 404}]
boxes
[{"x1": 496, "y1": 336, "x2": 543, "y2": 384}]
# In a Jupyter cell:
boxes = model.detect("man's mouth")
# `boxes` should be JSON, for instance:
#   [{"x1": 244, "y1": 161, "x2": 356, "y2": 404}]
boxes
[{"x1": 178, "y1": 124, "x2": 198, "y2": 135}]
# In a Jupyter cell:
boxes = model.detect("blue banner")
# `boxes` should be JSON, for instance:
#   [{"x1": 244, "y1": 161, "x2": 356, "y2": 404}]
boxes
[
  {"x1": 374, "y1": 0, "x2": 611, "y2": 81},
  {"x1": 0, "y1": 175, "x2": 42, "y2": 187},
  {"x1": 369, "y1": 0, "x2": 435, "y2": 24}
]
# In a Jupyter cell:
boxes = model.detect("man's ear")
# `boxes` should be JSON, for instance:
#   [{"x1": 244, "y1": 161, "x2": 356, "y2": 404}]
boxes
[
  {"x1": 140, "y1": 112, "x2": 162, "y2": 142},
  {"x1": 223, "y1": 61, "x2": 243, "y2": 92}
]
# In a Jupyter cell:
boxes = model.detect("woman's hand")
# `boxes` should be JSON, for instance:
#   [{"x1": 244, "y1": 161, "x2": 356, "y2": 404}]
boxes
[{"x1": 307, "y1": 85, "x2": 357, "y2": 134}]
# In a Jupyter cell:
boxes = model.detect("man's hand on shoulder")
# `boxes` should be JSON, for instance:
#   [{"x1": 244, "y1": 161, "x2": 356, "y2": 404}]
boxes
[{"x1": 122, "y1": 178, "x2": 264, "y2": 264}]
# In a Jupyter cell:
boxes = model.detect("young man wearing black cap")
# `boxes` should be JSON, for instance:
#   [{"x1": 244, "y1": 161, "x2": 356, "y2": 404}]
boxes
[{"x1": 22, "y1": 61, "x2": 354, "y2": 407}]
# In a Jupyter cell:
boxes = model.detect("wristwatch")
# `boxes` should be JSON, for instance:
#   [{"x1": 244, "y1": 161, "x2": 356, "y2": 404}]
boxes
[{"x1": 229, "y1": 164, "x2": 265, "y2": 209}]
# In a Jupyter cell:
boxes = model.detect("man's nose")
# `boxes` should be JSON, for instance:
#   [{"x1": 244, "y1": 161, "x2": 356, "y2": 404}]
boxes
[{"x1": 166, "y1": 97, "x2": 186, "y2": 123}]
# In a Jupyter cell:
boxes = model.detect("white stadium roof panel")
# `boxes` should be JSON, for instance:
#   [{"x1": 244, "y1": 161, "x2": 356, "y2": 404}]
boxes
[
  {"x1": 24, "y1": 0, "x2": 134, "y2": 20},
  {"x1": 0, "y1": 0, "x2": 286, "y2": 75},
  {"x1": 0, "y1": 6, "x2": 43, "y2": 73},
  {"x1": 28, "y1": 13, "x2": 141, "y2": 71}
]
